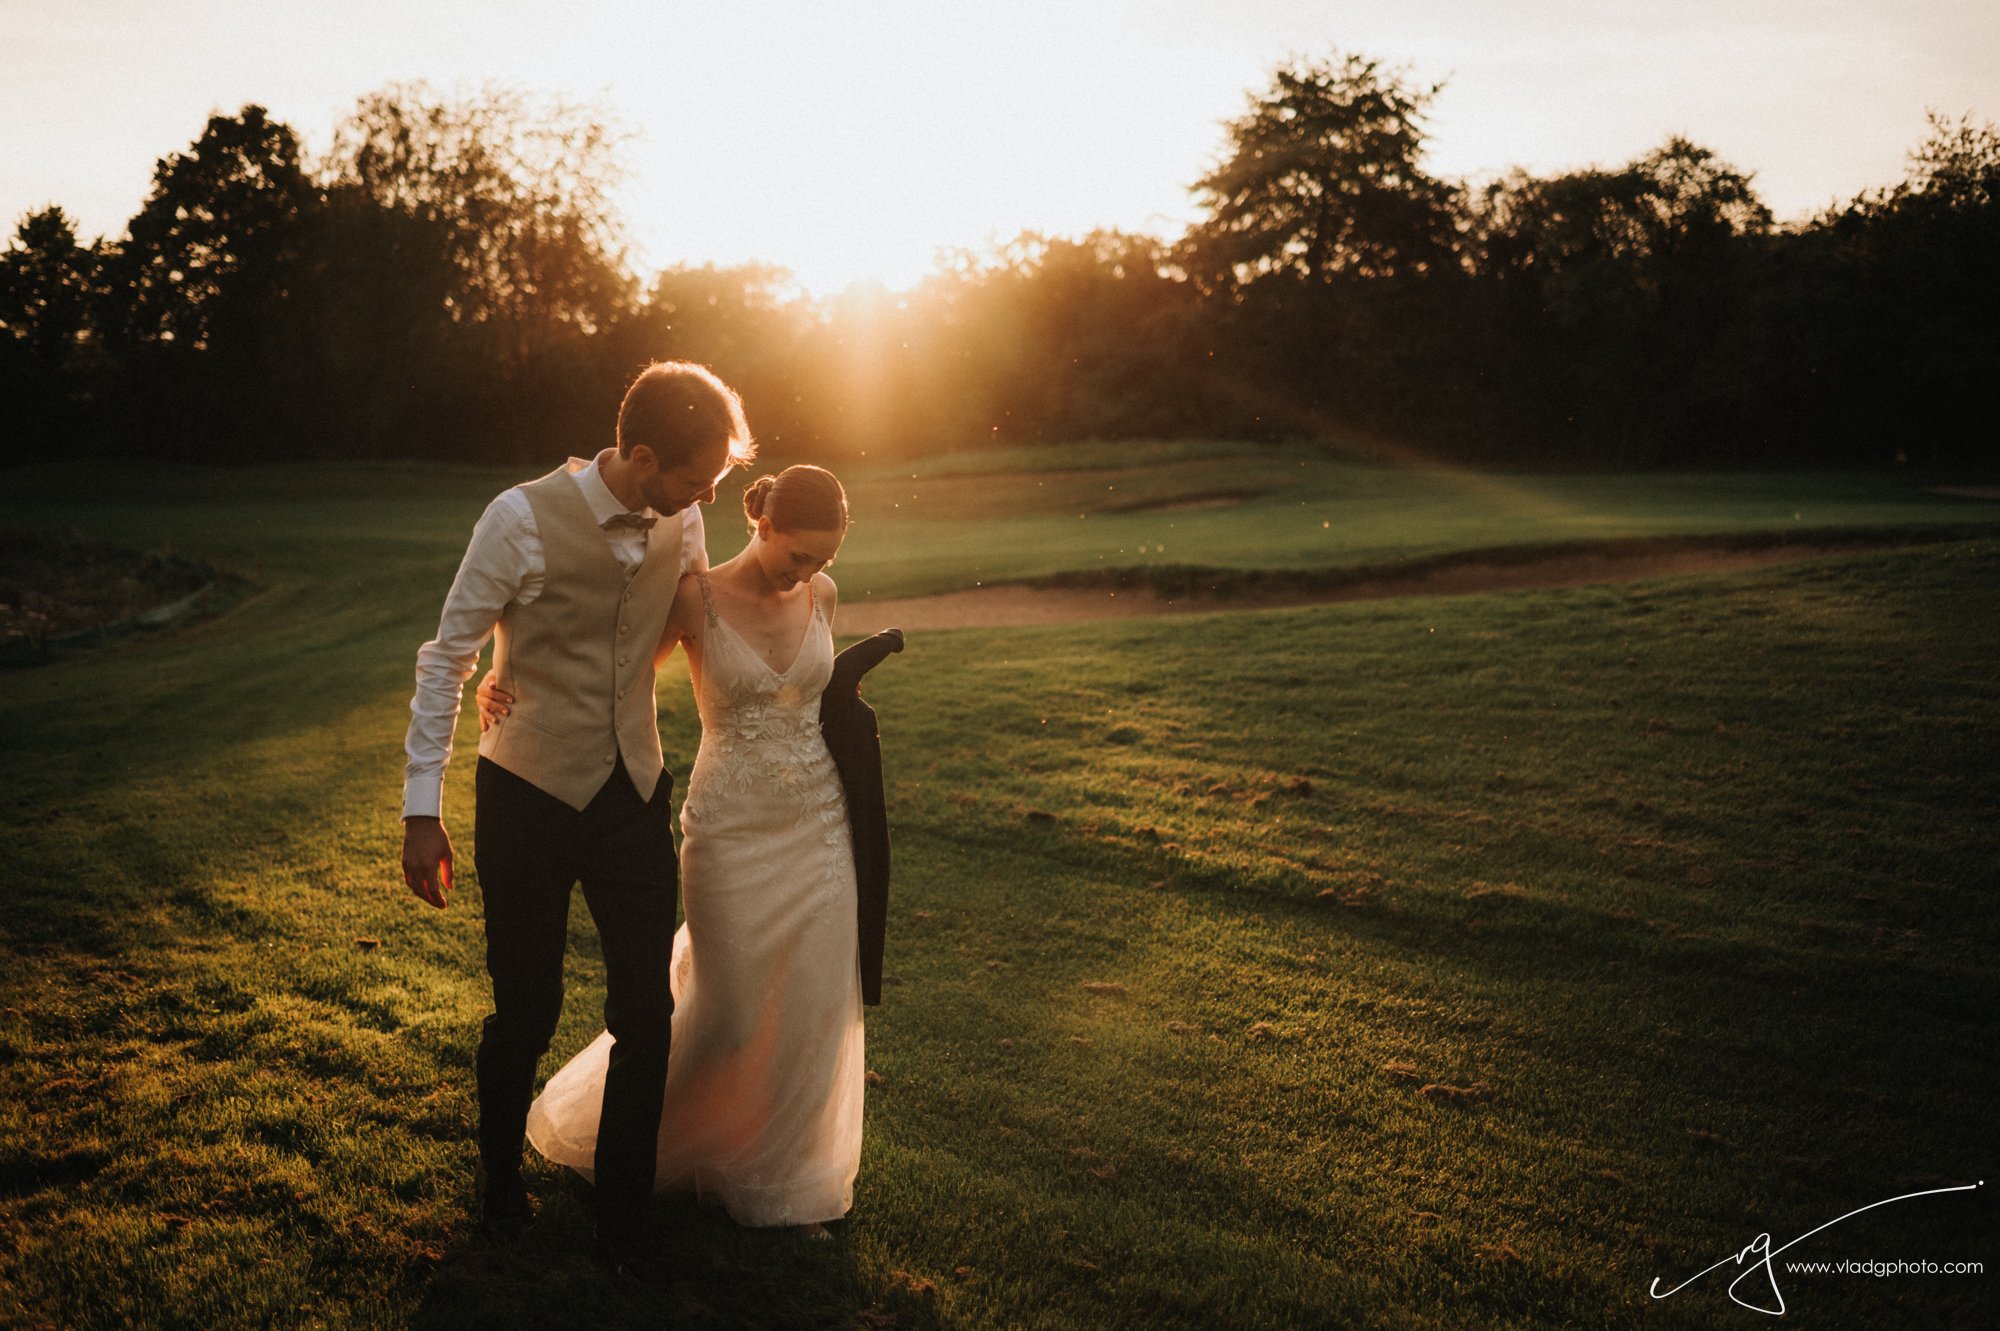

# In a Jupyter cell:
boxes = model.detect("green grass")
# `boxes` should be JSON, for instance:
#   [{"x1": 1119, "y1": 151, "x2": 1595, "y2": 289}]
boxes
[
  {"x1": 835, "y1": 441, "x2": 2000, "y2": 596},
  {"x1": 6, "y1": 441, "x2": 1996, "y2": 601},
  {"x1": 1, "y1": 449, "x2": 1995, "y2": 1328}
]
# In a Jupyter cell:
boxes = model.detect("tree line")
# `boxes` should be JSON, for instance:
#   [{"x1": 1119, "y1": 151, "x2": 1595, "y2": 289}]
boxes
[{"x1": 4, "y1": 55, "x2": 1995, "y2": 470}]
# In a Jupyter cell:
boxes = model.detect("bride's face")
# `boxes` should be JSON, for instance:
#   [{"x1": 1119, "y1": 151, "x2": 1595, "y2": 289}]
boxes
[{"x1": 755, "y1": 519, "x2": 845, "y2": 592}]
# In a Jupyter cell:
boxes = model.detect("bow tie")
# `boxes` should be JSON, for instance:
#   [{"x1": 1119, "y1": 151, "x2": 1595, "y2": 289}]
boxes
[{"x1": 603, "y1": 512, "x2": 657, "y2": 532}]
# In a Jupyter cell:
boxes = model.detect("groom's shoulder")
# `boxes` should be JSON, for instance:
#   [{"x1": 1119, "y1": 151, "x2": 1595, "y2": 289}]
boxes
[
  {"x1": 489, "y1": 462, "x2": 575, "y2": 511},
  {"x1": 463, "y1": 484, "x2": 538, "y2": 547},
  {"x1": 503, "y1": 464, "x2": 573, "y2": 501},
  {"x1": 483, "y1": 484, "x2": 536, "y2": 522}
]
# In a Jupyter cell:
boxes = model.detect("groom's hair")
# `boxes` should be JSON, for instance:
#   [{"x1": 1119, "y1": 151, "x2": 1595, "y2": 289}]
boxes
[{"x1": 616, "y1": 361, "x2": 756, "y2": 467}]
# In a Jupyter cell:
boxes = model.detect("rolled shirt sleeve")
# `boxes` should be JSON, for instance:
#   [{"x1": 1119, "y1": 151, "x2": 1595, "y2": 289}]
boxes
[{"x1": 401, "y1": 494, "x2": 536, "y2": 819}]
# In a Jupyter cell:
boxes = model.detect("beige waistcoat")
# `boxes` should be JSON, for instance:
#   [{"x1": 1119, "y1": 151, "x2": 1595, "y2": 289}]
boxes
[{"x1": 476, "y1": 467, "x2": 682, "y2": 809}]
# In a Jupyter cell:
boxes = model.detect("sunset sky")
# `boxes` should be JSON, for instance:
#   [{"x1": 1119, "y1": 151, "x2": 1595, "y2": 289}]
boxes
[{"x1": 4, "y1": 0, "x2": 1995, "y2": 295}]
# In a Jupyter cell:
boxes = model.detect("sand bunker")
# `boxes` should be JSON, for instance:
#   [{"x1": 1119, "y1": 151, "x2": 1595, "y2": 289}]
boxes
[{"x1": 837, "y1": 541, "x2": 1912, "y2": 633}]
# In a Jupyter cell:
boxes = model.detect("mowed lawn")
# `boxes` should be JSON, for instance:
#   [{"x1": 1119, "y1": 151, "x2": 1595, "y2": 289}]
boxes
[
  {"x1": 9, "y1": 440, "x2": 1997, "y2": 599},
  {"x1": 1, "y1": 450, "x2": 1995, "y2": 1329}
]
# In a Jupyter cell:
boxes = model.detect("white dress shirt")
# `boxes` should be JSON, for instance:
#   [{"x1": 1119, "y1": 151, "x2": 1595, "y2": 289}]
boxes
[{"x1": 401, "y1": 451, "x2": 707, "y2": 819}]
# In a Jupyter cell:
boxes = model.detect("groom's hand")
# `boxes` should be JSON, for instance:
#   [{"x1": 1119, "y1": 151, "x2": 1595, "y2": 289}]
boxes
[{"x1": 401, "y1": 816, "x2": 453, "y2": 909}]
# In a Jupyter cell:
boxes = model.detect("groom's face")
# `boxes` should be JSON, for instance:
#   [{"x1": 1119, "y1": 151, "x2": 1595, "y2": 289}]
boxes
[{"x1": 637, "y1": 443, "x2": 733, "y2": 515}]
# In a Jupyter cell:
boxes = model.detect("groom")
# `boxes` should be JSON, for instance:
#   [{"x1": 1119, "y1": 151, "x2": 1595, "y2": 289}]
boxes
[{"x1": 399, "y1": 361, "x2": 753, "y2": 1275}]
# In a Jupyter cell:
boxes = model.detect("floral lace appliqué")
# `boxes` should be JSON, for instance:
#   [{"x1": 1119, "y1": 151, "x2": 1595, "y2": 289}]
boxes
[{"x1": 683, "y1": 576, "x2": 847, "y2": 847}]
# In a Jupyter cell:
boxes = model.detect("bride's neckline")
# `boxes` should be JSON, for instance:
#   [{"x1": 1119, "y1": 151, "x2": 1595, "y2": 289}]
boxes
[{"x1": 702, "y1": 574, "x2": 819, "y2": 680}]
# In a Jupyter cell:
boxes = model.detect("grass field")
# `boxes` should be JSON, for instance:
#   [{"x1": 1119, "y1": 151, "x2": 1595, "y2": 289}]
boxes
[
  {"x1": 2, "y1": 445, "x2": 1995, "y2": 1329},
  {"x1": 7, "y1": 442, "x2": 1997, "y2": 600}
]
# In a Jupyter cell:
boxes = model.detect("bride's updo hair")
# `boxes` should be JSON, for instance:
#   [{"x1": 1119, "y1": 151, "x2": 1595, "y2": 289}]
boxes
[{"x1": 743, "y1": 465, "x2": 849, "y2": 534}]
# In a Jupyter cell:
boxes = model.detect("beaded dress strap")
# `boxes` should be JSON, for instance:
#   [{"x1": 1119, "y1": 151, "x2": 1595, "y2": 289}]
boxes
[{"x1": 694, "y1": 571, "x2": 718, "y2": 627}]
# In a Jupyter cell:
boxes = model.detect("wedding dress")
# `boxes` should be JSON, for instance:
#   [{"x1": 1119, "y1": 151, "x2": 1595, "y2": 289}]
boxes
[{"x1": 526, "y1": 573, "x2": 865, "y2": 1225}]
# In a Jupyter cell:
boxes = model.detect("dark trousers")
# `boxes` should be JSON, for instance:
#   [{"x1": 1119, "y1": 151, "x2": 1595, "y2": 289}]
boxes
[{"x1": 473, "y1": 756, "x2": 678, "y2": 1232}]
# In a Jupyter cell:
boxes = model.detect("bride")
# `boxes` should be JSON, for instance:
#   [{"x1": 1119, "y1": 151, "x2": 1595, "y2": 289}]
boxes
[{"x1": 478, "y1": 464, "x2": 864, "y2": 1236}]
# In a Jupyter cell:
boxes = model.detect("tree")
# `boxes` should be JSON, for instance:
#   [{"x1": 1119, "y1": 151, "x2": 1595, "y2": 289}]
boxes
[
  {"x1": 99, "y1": 105, "x2": 316, "y2": 353},
  {"x1": 313, "y1": 84, "x2": 639, "y2": 458},
  {"x1": 87, "y1": 106, "x2": 319, "y2": 459},
  {"x1": 1187, "y1": 51, "x2": 1462, "y2": 286},
  {"x1": 1465, "y1": 138, "x2": 1772, "y2": 462},
  {"x1": 1902, "y1": 111, "x2": 2000, "y2": 211},
  {"x1": 0, "y1": 207, "x2": 99, "y2": 364},
  {"x1": 1473, "y1": 138, "x2": 1769, "y2": 294},
  {"x1": 1, "y1": 207, "x2": 104, "y2": 461},
  {"x1": 622, "y1": 262, "x2": 812, "y2": 448},
  {"x1": 642, "y1": 262, "x2": 798, "y2": 370},
  {"x1": 324, "y1": 83, "x2": 634, "y2": 352},
  {"x1": 1790, "y1": 112, "x2": 2000, "y2": 465},
  {"x1": 959, "y1": 230, "x2": 1199, "y2": 440}
]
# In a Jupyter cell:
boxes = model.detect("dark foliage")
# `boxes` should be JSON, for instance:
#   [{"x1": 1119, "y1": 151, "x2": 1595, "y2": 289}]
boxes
[{"x1": 2, "y1": 64, "x2": 1994, "y2": 473}]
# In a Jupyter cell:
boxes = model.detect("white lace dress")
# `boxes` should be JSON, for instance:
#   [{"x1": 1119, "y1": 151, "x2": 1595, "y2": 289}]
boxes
[{"x1": 526, "y1": 573, "x2": 865, "y2": 1226}]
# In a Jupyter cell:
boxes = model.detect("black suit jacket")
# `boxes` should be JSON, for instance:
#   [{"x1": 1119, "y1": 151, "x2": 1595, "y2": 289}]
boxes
[{"x1": 820, "y1": 628, "x2": 903, "y2": 1005}]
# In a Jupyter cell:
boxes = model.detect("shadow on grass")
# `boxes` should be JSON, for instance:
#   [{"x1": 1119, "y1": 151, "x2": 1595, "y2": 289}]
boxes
[
  {"x1": 876, "y1": 814, "x2": 1993, "y2": 1327},
  {"x1": 409, "y1": 1181, "x2": 939, "y2": 1331}
]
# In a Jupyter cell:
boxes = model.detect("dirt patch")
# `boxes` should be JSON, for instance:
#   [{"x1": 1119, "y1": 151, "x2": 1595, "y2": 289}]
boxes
[
  {"x1": 837, "y1": 540, "x2": 1918, "y2": 634},
  {"x1": 1928, "y1": 486, "x2": 2000, "y2": 500},
  {"x1": 2, "y1": 530, "x2": 232, "y2": 665}
]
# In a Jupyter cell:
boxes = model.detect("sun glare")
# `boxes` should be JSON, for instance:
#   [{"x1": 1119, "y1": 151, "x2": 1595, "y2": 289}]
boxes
[{"x1": 7, "y1": 2, "x2": 1984, "y2": 297}]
